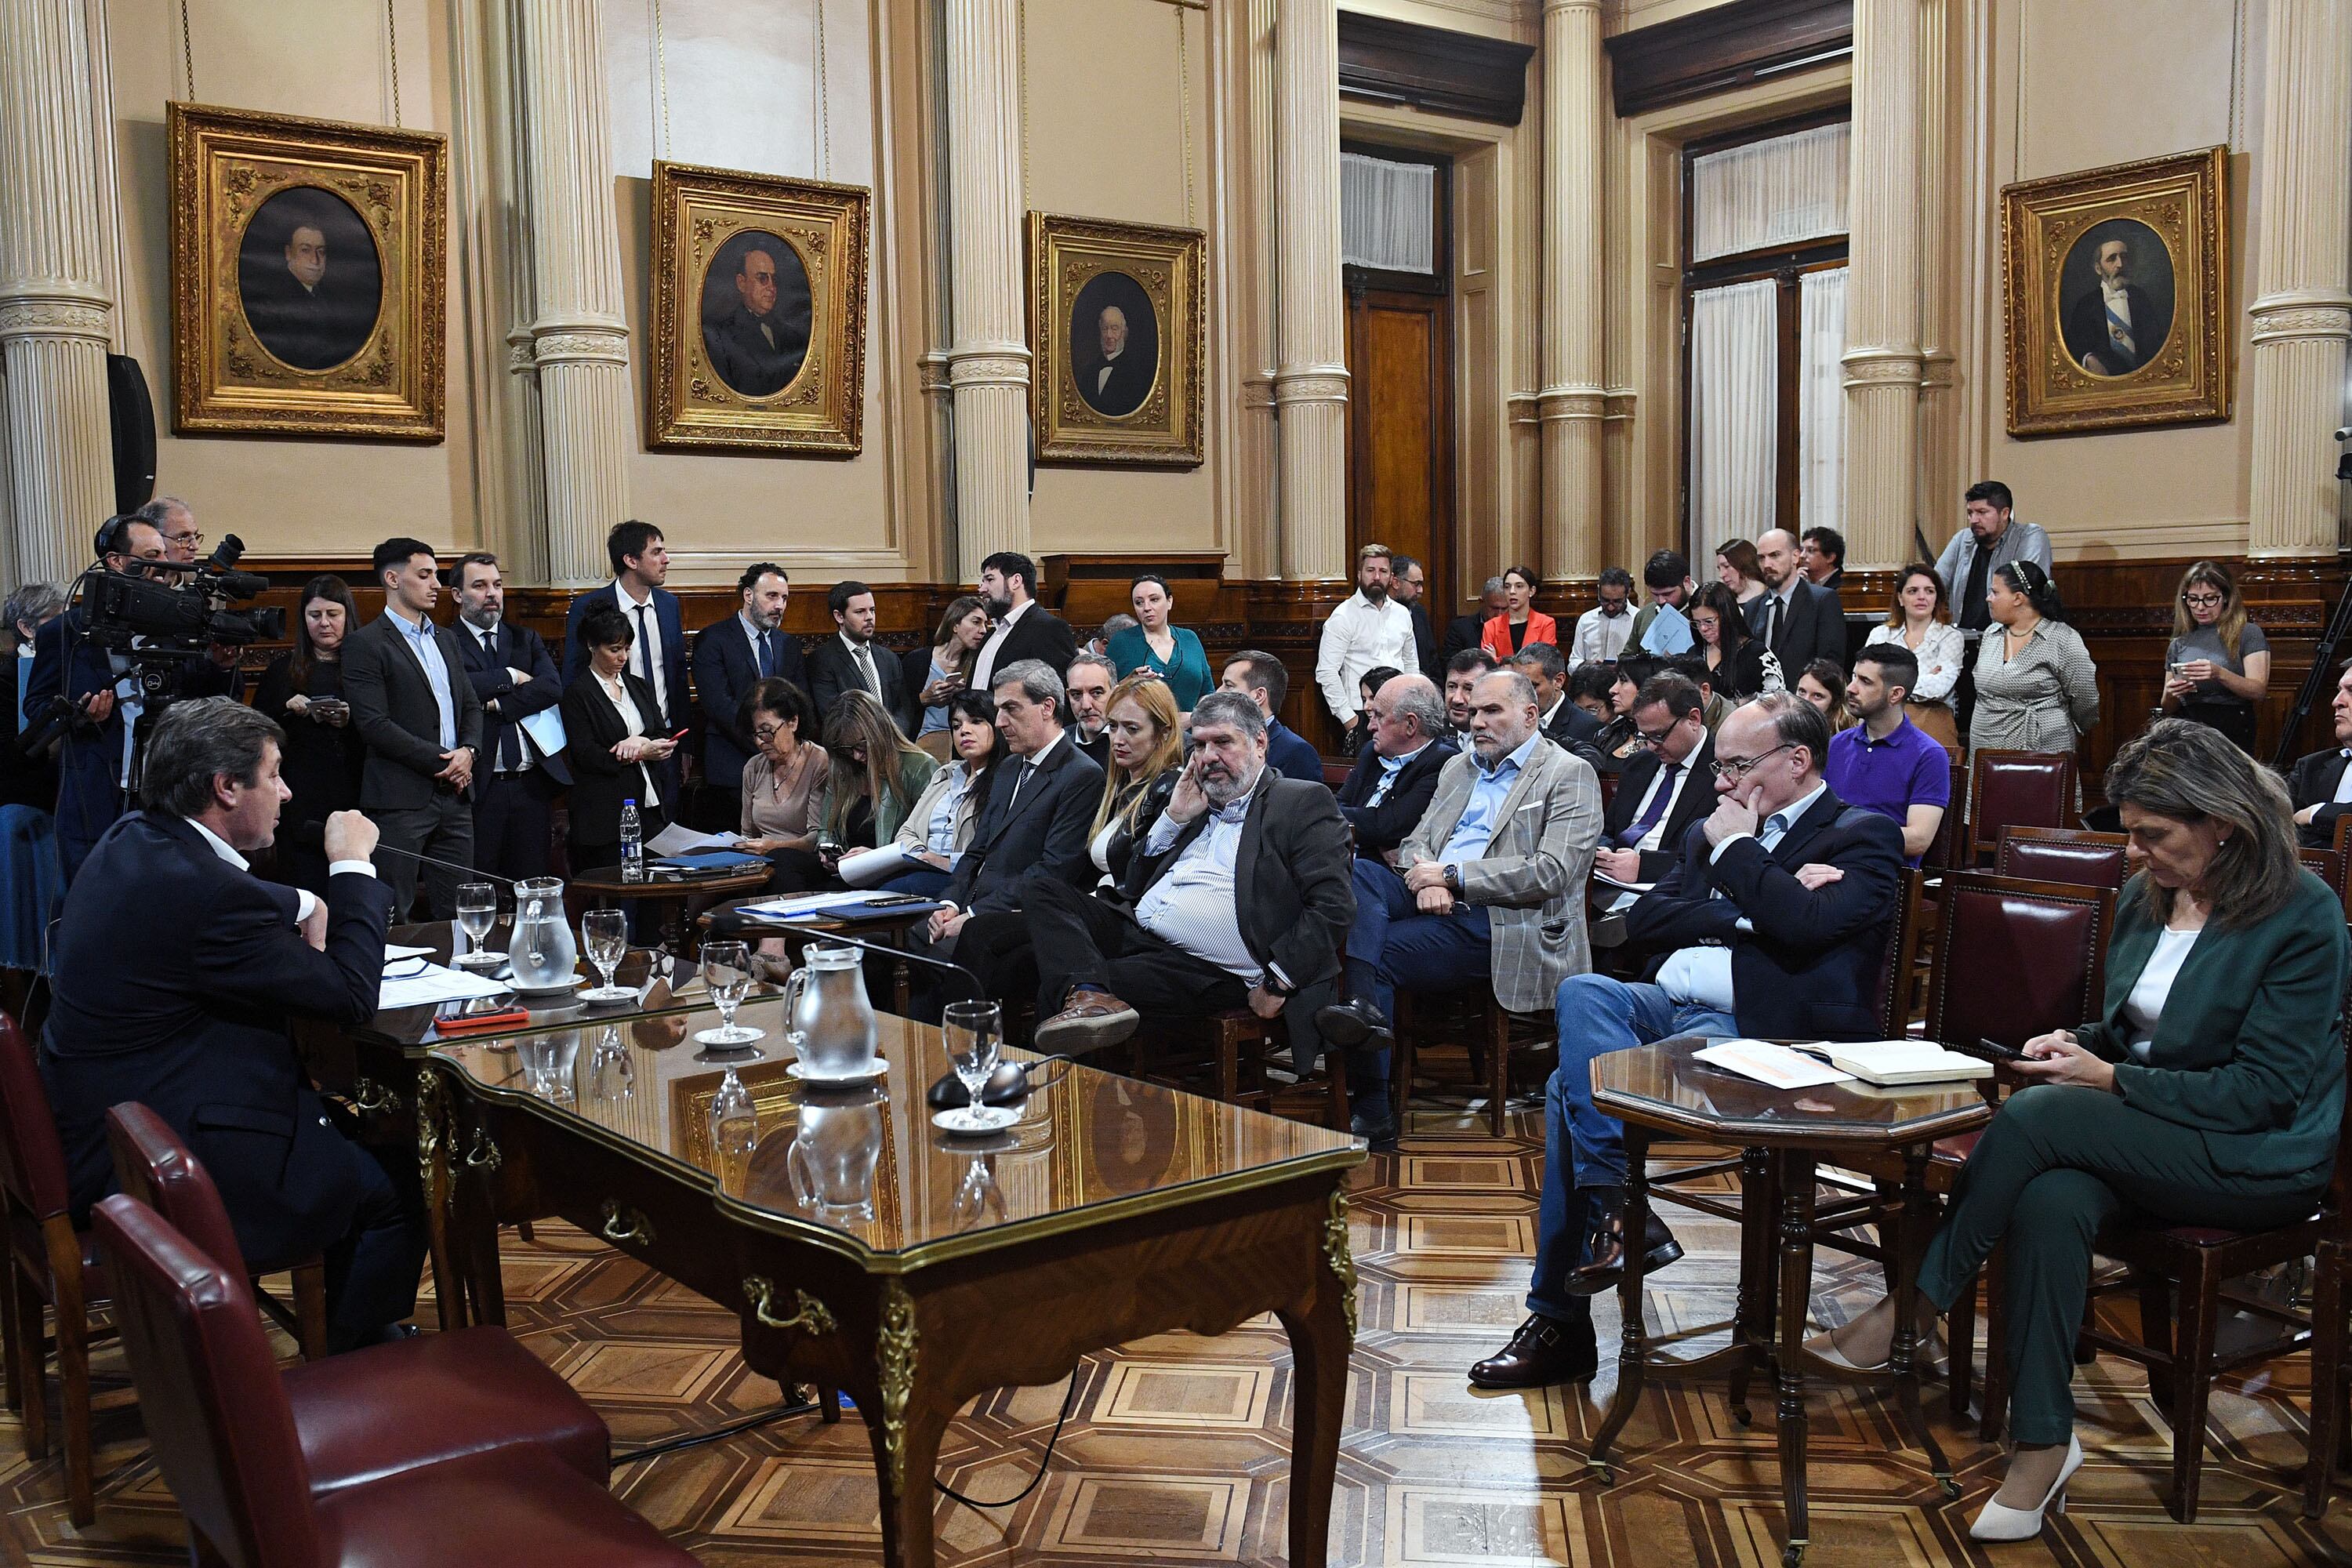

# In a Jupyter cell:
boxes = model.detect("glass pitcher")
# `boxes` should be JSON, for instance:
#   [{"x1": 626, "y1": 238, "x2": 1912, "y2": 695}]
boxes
[
  {"x1": 780, "y1": 942, "x2": 878, "y2": 1080},
  {"x1": 509, "y1": 877, "x2": 579, "y2": 991},
  {"x1": 787, "y1": 1089, "x2": 884, "y2": 1220}
]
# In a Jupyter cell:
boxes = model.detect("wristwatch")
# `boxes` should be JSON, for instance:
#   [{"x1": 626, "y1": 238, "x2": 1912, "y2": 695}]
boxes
[{"x1": 1443, "y1": 863, "x2": 1462, "y2": 895}]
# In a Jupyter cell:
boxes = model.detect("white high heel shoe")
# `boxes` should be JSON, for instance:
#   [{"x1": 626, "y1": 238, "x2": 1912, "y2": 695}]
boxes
[{"x1": 1968, "y1": 1433, "x2": 2083, "y2": 1541}]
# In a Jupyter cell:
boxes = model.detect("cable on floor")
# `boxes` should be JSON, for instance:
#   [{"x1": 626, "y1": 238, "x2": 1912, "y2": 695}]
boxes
[
  {"x1": 932, "y1": 1370, "x2": 1081, "y2": 1510},
  {"x1": 612, "y1": 1390, "x2": 824, "y2": 1465}
]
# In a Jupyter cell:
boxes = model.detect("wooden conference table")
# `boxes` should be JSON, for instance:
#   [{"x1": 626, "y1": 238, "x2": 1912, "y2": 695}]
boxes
[{"x1": 416, "y1": 994, "x2": 1366, "y2": 1568}]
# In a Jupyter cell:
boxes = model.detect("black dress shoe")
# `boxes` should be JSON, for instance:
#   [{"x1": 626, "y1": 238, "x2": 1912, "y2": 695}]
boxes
[
  {"x1": 1314, "y1": 997, "x2": 1393, "y2": 1050},
  {"x1": 1349, "y1": 1109, "x2": 1398, "y2": 1149},
  {"x1": 1469, "y1": 1313, "x2": 1598, "y2": 1389},
  {"x1": 1563, "y1": 1189, "x2": 1683, "y2": 1297}
]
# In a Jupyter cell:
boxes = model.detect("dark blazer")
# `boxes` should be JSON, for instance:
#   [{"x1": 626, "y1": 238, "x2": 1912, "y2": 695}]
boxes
[
  {"x1": 2288, "y1": 746, "x2": 2352, "y2": 849},
  {"x1": 560, "y1": 670, "x2": 670, "y2": 848},
  {"x1": 2071, "y1": 870, "x2": 2348, "y2": 1181},
  {"x1": 329, "y1": 612, "x2": 485, "y2": 814},
  {"x1": 1120, "y1": 775, "x2": 1356, "y2": 996},
  {"x1": 1745, "y1": 579, "x2": 1848, "y2": 676},
  {"x1": 1625, "y1": 785, "x2": 1904, "y2": 1040},
  {"x1": 2062, "y1": 281, "x2": 2168, "y2": 376},
  {"x1": 695, "y1": 615, "x2": 810, "y2": 790},
  {"x1": 452, "y1": 617, "x2": 569, "y2": 787},
  {"x1": 40, "y1": 811, "x2": 392, "y2": 1266},
  {"x1": 1336, "y1": 739, "x2": 1455, "y2": 858},
  {"x1": 945, "y1": 732, "x2": 1103, "y2": 916},
  {"x1": 562, "y1": 583, "x2": 686, "y2": 731},
  {"x1": 1407, "y1": 601, "x2": 1439, "y2": 681},
  {"x1": 27, "y1": 608, "x2": 234, "y2": 871},
  {"x1": 1707, "y1": 638, "x2": 1770, "y2": 701},
  {"x1": 1081, "y1": 352, "x2": 1153, "y2": 418},
  {"x1": 1074, "y1": 728, "x2": 1112, "y2": 771},
  {"x1": 1603, "y1": 731, "x2": 1717, "y2": 882},
  {"x1": 808, "y1": 633, "x2": 916, "y2": 735},
  {"x1": 1439, "y1": 612, "x2": 1486, "y2": 670},
  {"x1": 1265, "y1": 718, "x2": 1324, "y2": 783},
  {"x1": 978, "y1": 606, "x2": 1079, "y2": 688},
  {"x1": 1541, "y1": 698, "x2": 1602, "y2": 749}
]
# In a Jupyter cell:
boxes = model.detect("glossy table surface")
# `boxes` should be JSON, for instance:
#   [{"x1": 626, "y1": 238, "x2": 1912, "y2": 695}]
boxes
[
  {"x1": 1591, "y1": 1035, "x2": 1996, "y2": 1148},
  {"x1": 428, "y1": 996, "x2": 1365, "y2": 1268}
]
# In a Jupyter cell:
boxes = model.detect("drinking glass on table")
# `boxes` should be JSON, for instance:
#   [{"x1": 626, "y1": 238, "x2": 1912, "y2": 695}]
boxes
[
  {"x1": 695, "y1": 939, "x2": 763, "y2": 1050},
  {"x1": 939, "y1": 1000, "x2": 1004, "y2": 1132},
  {"x1": 581, "y1": 908, "x2": 631, "y2": 1002},
  {"x1": 455, "y1": 882, "x2": 499, "y2": 965}
]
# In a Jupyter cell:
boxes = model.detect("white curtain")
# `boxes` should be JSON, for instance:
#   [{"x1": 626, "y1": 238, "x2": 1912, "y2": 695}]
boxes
[
  {"x1": 1690, "y1": 122, "x2": 1850, "y2": 262},
  {"x1": 1797, "y1": 266, "x2": 1849, "y2": 536},
  {"x1": 1341, "y1": 152, "x2": 1436, "y2": 274},
  {"x1": 1689, "y1": 278, "x2": 1779, "y2": 545}
]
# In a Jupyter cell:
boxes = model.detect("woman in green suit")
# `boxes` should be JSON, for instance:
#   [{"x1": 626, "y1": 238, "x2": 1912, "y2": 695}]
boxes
[{"x1": 1813, "y1": 719, "x2": 2347, "y2": 1541}]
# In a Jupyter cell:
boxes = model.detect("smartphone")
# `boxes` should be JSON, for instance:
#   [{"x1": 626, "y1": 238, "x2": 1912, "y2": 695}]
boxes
[
  {"x1": 1966, "y1": 1036, "x2": 2027, "y2": 1063},
  {"x1": 435, "y1": 993, "x2": 518, "y2": 1022}
]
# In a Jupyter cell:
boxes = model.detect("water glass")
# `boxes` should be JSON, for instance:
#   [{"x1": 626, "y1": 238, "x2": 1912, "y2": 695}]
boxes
[
  {"x1": 942, "y1": 1000, "x2": 1002, "y2": 1116},
  {"x1": 582, "y1": 908, "x2": 630, "y2": 998},
  {"x1": 707, "y1": 1063, "x2": 758, "y2": 1162},
  {"x1": 455, "y1": 882, "x2": 498, "y2": 963},
  {"x1": 699, "y1": 940, "x2": 762, "y2": 1048}
]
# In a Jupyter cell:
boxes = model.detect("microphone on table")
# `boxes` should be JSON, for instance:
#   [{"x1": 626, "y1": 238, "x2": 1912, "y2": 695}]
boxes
[
  {"x1": 285, "y1": 820, "x2": 518, "y2": 888},
  {"x1": 701, "y1": 913, "x2": 1062, "y2": 1108}
]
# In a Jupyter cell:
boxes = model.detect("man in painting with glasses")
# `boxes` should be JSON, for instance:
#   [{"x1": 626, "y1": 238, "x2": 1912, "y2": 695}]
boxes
[{"x1": 1470, "y1": 691, "x2": 1904, "y2": 1392}]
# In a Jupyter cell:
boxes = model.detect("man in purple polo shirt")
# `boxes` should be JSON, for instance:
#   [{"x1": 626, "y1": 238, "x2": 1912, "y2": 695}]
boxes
[{"x1": 1824, "y1": 644, "x2": 1948, "y2": 865}]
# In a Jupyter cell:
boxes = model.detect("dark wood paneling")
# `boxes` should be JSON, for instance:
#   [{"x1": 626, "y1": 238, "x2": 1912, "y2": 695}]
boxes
[
  {"x1": 1603, "y1": 0, "x2": 1852, "y2": 118},
  {"x1": 1337, "y1": 13, "x2": 1536, "y2": 127}
]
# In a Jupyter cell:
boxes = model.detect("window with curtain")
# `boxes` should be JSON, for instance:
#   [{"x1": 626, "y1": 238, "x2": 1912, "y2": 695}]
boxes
[
  {"x1": 1682, "y1": 114, "x2": 1850, "y2": 557},
  {"x1": 1341, "y1": 152, "x2": 1437, "y2": 275}
]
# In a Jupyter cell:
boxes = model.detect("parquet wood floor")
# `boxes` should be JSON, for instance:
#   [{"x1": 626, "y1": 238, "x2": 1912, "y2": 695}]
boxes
[{"x1": 6, "y1": 1091, "x2": 2351, "y2": 1566}]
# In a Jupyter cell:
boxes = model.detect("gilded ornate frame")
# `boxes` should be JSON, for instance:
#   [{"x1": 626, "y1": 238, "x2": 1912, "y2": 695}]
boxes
[
  {"x1": 648, "y1": 161, "x2": 869, "y2": 456},
  {"x1": 167, "y1": 103, "x2": 446, "y2": 441},
  {"x1": 1027, "y1": 212, "x2": 1205, "y2": 466},
  {"x1": 2002, "y1": 145, "x2": 2230, "y2": 437}
]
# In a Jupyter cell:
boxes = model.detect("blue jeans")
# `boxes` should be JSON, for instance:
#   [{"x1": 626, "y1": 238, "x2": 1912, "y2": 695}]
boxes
[
  {"x1": 1524, "y1": 974, "x2": 1736, "y2": 1321},
  {"x1": 1344, "y1": 859, "x2": 1490, "y2": 1120}
]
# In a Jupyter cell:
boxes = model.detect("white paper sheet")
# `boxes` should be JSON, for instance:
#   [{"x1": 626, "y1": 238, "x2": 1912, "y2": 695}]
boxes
[
  {"x1": 1592, "y1": 873, "x2": 1655, "y2": 895},
  {"x1": 838, "y1": 844, "x2": 918, "y2": 888},
  {"x1": 379, "y1": 964, "x2": 512, "y2": 1011},
  {"x1": 1693, "y1": 1039, "x2": 1854, "y2": 1090},
  {"x1": 384, "y1": 945, "x2": 436, "y2": 962},
  {"x1": 647, "y1": 823, "x2": 744, "y2": 855}
]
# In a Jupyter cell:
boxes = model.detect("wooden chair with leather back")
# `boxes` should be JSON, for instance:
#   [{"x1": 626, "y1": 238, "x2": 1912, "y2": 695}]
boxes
[
  {"x1": 1996, "y1": 826, "x2": 2129, "y2": 891},
  {"x1": 1125, "y1": 1012, "x2": 1352, "y2": 1131},
  {"x1": 92, "y1": 1194, "x2": 699, "y2": 1568},
  {"x1": 1392, "y1": 989, "x2": 1555, "y2": 1138},
  {"x1": 1968, "y1": 750, "x2": 2079, "y2": 866}
]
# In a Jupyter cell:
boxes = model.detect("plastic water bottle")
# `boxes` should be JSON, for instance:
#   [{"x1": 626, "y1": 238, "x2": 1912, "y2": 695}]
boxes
[{"x1": 619, "y1": 799, "x2": 643, "y2": 882}]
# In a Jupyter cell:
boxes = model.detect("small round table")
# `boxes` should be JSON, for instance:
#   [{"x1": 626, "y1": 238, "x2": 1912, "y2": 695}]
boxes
[
  {"x1": 1586, "y1": 1036, "x2": 1995, "y2": 1566},
  {"x1": 568, "y1": 863, "x2": 775, "y2": 957}
]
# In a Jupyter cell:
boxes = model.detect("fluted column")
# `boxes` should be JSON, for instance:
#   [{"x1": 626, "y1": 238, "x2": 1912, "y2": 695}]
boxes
[
  {"x1": 944, "y1": 0, "x2": 1030, "y2": 581},
  {"x1": 1838, "y1": 0, "x2": 1922, "y2": 572},
  {"x1": 1539, "y1": 0, "x2": 1606, "y2": 586},
  {"x1": 2245, "y1": 0, "x2": 2352, "y2": 558},
  {"x1": 0, "y1": 0, "x2": 116, "y2": 589},
  {"x1": 1912, "y1": 0, "x2": 1958, "y2": 550},
  {"x1": 515, "y1": 0, "x2": 633, "y2": 585},
  {"x1": 1272, "y1": 0, "x2": 1347, "y2": 581}
]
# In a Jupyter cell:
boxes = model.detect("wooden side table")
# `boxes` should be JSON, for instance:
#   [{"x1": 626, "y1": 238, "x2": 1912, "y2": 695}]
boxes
[{"x1": 568, "y1": 863, "x2": 775, "y2": 956}]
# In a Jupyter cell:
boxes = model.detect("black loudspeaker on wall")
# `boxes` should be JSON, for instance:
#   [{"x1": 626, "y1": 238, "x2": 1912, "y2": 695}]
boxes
[{"x1": 106, "y1": 354, "x2": 156, "y2": 516}]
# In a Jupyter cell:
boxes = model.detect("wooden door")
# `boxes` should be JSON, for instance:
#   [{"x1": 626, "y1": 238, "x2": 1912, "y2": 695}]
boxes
[{"x1": 1345, "y1": 284, "x2": 1454, "y2": 606}]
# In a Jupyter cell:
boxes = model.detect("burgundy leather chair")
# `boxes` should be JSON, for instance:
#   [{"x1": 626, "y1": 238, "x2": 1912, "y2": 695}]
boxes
[
  {"x1": 1994, "y1": 826, "x2": 2129, "y2": 891},
  {"x1": 102, "y1": 1102, "x2": 609, "y2": 1498},
  {"x1": 0, "y1": 1010, "x2": 104, "y2": 1523},
  {"x1": 1967, "y1": 750, "x2": 2078, "y2": 865},
  {"x1": 93, "y1": 1195, "x2": 696, "y2": 1568}
]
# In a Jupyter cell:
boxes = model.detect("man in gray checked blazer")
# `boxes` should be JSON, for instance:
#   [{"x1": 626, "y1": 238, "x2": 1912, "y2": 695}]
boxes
[{"x1": 1316, "y1": 668, "x2": 1602, "y2": 1144}]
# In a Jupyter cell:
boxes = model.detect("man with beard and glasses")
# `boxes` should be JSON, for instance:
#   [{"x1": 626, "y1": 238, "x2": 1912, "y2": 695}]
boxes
[
  {"x1": 1316, "y1": 543, "x2": 1418, "y2": 735},
  {"x1": 1023, "y1": 690, "x2": 1355, "y2": 1065}
]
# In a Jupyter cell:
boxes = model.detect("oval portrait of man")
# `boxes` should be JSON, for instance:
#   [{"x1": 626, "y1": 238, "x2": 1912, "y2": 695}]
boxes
[
  {"x1": 699, "y1": 229, "x2": 813, "y2": 398},
  {"x1": 1069, "y1": 270, "x2": 1160, "y2": 419},
  {"x1": 235, "y1": 185, "x2": 383, "y2": 373},
  {"x1": 2056, "y1": 217, "x2": 2176, "y2": 379}
]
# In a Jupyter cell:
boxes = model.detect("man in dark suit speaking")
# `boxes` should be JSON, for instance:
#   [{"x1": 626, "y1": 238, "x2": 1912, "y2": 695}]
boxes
[
  {"x1": 1471, "y1": 692, "x2": 1903, "y2": 1390},
  {"x1": 40, "y1": 699, "x2": 424, "y2": 1351},
  {"x1": 702, "y1": 238, "x2": 811, "y2": 397}
]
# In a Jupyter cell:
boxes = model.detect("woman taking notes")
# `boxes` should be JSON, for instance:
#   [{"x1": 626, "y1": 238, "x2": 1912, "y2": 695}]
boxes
[
  {"x1": 1107, "y1": 572, "x2": 1213, "y2": 712},
  {"x1": 1813, "y1": 721, "x2": 2347, "y2": 1541}
]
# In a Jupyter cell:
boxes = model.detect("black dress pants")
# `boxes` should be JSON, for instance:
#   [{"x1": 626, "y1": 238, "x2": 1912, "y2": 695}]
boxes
[
  {"x1": 472, "y1": 770, "x2": 555, "y2": 885},
  {"x1": 1023, "y1": 878, "x2": 1248, "y2": 1022}
]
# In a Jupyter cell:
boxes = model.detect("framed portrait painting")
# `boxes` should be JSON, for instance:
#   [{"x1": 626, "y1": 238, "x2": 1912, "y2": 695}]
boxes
[
  {"x1": 1028, "y1": 213, "x2": 1204, "y2": 466},
  {"x1": 648, "y1": 162, "x2": 869, "y2": 456},
  {"x1": 2002, "y1": 146, "x2": 2230, "y2": 437},
  {"x1": 167, "y1": 103, "x2": 446, "y2": 441}
]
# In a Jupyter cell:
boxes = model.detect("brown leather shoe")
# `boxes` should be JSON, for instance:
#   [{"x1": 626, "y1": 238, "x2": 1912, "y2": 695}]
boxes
[
  {"x1": 1468, "y1": 1313, "x2": 1598, "y2": 1389},
  {"x1": 1033, "y1": 989, "x2": 1141, "y2": 1053},
  {"x1": 1563, "y1": 1189, "x2": 1683, "y2": 1297}
]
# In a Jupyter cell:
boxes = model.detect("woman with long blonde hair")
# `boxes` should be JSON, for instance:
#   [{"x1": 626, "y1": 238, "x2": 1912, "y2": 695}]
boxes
[
  {"x1": 1088, "y1": 673, "x2": 1182, "y2": 882},
  {"x1": 816, "y1": 688, "x2": 939, "y2": 855},
  {"x1": 2160, "y1": 560, "x2": 2269, "y2": 755}
]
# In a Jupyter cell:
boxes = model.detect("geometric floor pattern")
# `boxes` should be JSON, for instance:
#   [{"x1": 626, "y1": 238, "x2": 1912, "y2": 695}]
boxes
[{"x1": 5, "y1": 1088, "x2": 2352, "y2": 1566}]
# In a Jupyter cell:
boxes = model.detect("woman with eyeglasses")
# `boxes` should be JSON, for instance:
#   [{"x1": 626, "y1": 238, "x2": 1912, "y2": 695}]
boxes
[
  {"x1": 2159, "y1": 561, "x2": 2267, "y2": 755},
  {"x1": 735, "y1": 677, "x2": 828, "y2": 891},
  {"x1": 1968, "y1": 560, "x2": 2100, "y2": 760}
]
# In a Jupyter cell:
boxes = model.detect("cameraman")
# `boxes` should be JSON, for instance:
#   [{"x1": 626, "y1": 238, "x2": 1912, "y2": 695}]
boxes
[
  {"x1": 25, "y1": 515, "x2": 240, "y2": 884},
  {"x1": 40, "y1": 697, "x2": 425, "y2": 1352}
]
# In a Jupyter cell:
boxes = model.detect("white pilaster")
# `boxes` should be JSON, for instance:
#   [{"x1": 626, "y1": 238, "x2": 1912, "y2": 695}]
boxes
[
  {"x1": 944, "y1": 0, "x2": 1031, "y2": 582},
  {"x1": 1272, "y1": 0, "x2": 1347, "y2": 582},
  {"x1": 1538, "y1": 0, "x2": 1606, "y2": 584},
  {"x1": 1838, "y1": 0, "x2": 1923, "y2": 572}
]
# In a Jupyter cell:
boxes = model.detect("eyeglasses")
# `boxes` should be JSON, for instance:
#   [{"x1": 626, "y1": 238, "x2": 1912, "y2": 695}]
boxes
[
  {"x1": 1635, "y1": 725, "x2": 1678, "y2": 749},
  {"x1": 1710, "y1": 742, "x2": 1793, "y2": 782},
  {"x1": 166, "y1": 529, "x2": 203, "y2": 548},
  {"x1": 752, "y1": 723, "x2": 789, "y2": 743},
  {"x1": 2182, "y1": 592, "x2": 2223, "y2": 608}
]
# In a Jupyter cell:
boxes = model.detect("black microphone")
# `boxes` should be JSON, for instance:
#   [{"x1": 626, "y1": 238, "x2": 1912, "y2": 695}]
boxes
[
  {"x1": 701, "y1": 913, "x2": 1054, "y2": 1107},
  {"x1": 285, "y1": 819, "x2": 518, "y2": 888}
]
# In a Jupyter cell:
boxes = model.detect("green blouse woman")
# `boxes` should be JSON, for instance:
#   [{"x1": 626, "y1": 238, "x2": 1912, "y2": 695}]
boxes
[{"x1": 1105, "y1": 572, "x2": 1213, "y2": 713}]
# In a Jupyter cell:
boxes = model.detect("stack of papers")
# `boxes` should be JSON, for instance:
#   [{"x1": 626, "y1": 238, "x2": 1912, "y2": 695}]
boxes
[
  {"x1": 1814, "y1": 1040, "x2": 1994, "y2": 1086},
  {"x1": 379, "y1": 963, "x2": 510, "y2": 1011},
  {"x1": 647, "y1": 824, "x2": 744, "y2": 855},
  {"x1": 739, "y1": 892, "x2": 942, "y2": 924},
  {"x1": 1693, "y1": 1040, "x2": 1852, "y2": 1090}
]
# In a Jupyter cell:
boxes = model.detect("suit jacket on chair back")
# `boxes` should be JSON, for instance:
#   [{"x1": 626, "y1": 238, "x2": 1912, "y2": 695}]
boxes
[
  {"x1": 1624, "y1": 786, "x2": 1904, "y2": 1040},
  {"x1": 452, "y1": 617, "x2": 570, "y2": 787},
  {"x1": 944, "y1": 735, "x2": 1103, "y2": 916},
  {"x1": 1396, "y1": 739, "x2": 1604, "y2": 1011},
  {"x1": 1119, "y1": 775, "x2": 1357, "y2": 994},
  {"x1": 341, "y1": 612, "x2": 487, "y2": 811}
]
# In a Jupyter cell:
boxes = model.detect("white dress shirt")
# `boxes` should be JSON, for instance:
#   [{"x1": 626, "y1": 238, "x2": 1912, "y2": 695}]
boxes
[
  {"x1": 1135, "y1": 787, "x2": 1263, "y2": 985},
  {"x1": 613, "y1": 579, "x2": 669, "y2": 720},
  {"x1": 597, "y1": 672, "x2": 661, "y2": 809},
  {"x1": 1571, "y1": 605, "x2": 1634, "y2": 669},
  {"x1": 468, "y1": 617, "x2": 536, "y2": 773},
  {"x1": 971, "y1": 598, "x2": 1034, "y2": 694},
  {"x1": 188, "y1": 817, "x2": 374, "y2": 929},
  {"x1": 1654, "y1": 782, "x2": 1828, "y2": 1013},
  {"x1": 838, "y1": 631, "x2": 883, "y2": 698},
  {"x1": 1315, "y1": 592, "x2": 1417, "y2": 726}
]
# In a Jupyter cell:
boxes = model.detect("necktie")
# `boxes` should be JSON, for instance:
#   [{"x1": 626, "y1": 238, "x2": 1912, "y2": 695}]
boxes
[
  {"x1": 482, "y1": 628, "x2": 517, "y2": 771},
  {"x1": 1765, "y1": 595, "x2": 1784, "y2": 651},
  {"x1": 1004, "y1": 760, "x2": 1033, "y2": 814},
  {"x1": 854, "y1": 642, "x2": 879, "y2": 698},
  {"x1": 757, "y1": 629, "x2": 776, "y2": 679},
  {"x1": 632, "y1": 604, "x2": 655, "y2": 711},
  {"x1": 1617, "y1": 762, "x2": 1681, "y2": 848}
]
